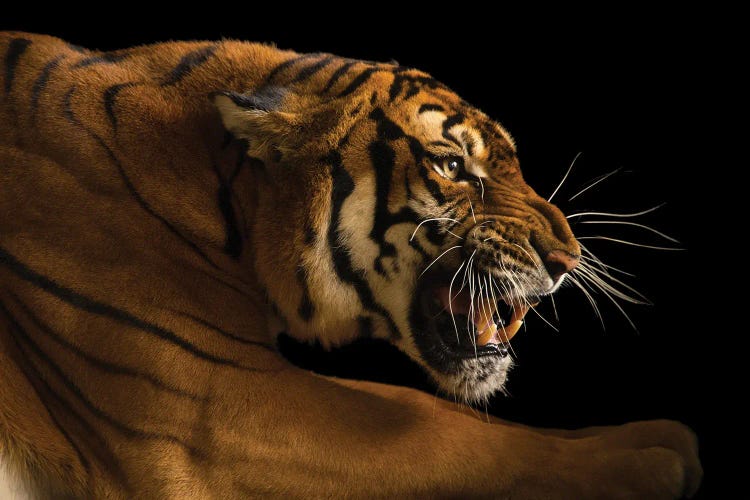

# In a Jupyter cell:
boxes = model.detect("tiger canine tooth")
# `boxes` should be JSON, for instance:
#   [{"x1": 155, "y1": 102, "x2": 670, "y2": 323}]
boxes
[
  {"x1": 476, "y1": 322, "x2": 498, "y2": 347},
  {"x1": 499, "y1": 320, "x2": 523, "y2": 341}
]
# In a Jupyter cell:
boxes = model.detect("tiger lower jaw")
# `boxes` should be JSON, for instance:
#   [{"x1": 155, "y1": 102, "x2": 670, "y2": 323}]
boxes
[{"x1": 405, "y1": 272, "x2": 533, "y2": 404}]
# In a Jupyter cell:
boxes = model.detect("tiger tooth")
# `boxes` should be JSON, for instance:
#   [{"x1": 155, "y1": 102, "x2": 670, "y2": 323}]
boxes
[
  {"x1": 476, "y1": 322, "x2": 498, "y2": 347},
  {"x1": 499, "y1": 320, "x2": 523, "y2": 342}
]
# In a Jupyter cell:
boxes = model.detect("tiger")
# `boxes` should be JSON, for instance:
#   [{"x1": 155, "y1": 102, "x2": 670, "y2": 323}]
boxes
[{"x1": 0, "y1": 32, "x2": 701, "y2": 498}]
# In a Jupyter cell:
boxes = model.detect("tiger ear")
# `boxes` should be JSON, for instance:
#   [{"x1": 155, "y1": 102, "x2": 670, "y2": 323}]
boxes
[{"x1": 213, "y1": 87, "x2": 299, "y2": 153}]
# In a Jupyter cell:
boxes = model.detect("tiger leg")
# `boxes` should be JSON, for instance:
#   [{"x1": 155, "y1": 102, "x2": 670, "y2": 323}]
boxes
[{"x1": 325, "y1": 375, "x2": 703, "y2": 498}]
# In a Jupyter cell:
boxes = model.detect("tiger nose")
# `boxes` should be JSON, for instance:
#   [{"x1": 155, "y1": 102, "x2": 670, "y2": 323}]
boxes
[{"x1": 543, "y1": 250, "x2": 580, "y2": 281}]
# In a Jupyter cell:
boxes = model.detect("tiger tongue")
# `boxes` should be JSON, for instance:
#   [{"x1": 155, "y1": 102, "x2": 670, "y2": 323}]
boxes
[{"x1": 434, "y1": 287, "x2": 500, "y2": 345}]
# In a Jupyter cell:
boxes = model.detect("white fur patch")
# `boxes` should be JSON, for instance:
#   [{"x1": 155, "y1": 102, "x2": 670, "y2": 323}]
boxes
[{"x1": 0, "y1": 458, "x2": 29, "y2": 500}]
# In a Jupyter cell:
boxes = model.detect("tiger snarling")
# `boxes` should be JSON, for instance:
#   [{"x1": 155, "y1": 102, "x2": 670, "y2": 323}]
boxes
[{"x1": 0, "y1": 32, "x2": 701, "y2": 498}]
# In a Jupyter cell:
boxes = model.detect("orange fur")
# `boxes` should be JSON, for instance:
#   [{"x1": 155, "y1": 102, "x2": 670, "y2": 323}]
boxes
[{"x1": 0, "y1": 32, "x2": 700, "y2": 497}]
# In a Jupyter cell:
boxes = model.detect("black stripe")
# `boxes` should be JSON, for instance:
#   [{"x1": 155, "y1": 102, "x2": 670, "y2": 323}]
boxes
[
  {"x1": 72, "y1": 52, "x2": 129, "y2": 69},
  {"x1": 462, "y1": 131, "x2": 476, "y2": 156},
  {"x1": 0, "y1": 300, "x2": 91, "y2": 470},
  {"x1": 2, "y1": 326, "x2": 134, "y2": 487},
  {"x1": 4, "y1": 38, "x2": 31, "y2": 94},
  {"x1": 290, "y1": 55, "x2": 336, "y2": 84},
  {"x1": 30, "y1": 55, "x2": 65, "y2": 116},
  {"x1": 173, "y1": 309, "x2": 275, "y2": 351},
  {"x1": 63, "y1": 85, "x2": 77, "y2": 123},
  {"x1": 4, "y1": 306, "x2": 201, "y2": 455},
  {"x1": 325, "y1": 150, "x2": 401, "y2": 339},
  {"x1": 190, "y1": 263, "x2": 257, "y2": 301},
  {"x1": 66, "y1": 105, "x2": 233, "y2": 277},
  {"x1": 408, "y1": 235, "x2": 431, "y2": 260},
  {"x1": 161, "y1": 44, "x2": 218, "y2": 86},
  {"x1": 265, "y1": 53, "x2": 320, "y2": 83},
  {"x1": 388, "y1": 75, "x2": 404, "y2": 102},
  {"x1": 103, "y1": 82, "x2": 136, "y2": 129},
  {"x1": 9, "y1": 294, "x2": 204, "y2": 401},
  {"x1": 322, "y1": 61, "x2": 356, "y2": 93},
  {"x1": 295, "y1": 266, "x2": 315, "y2": 322},
  {"x1": 337, "y1": 67, "x2": 379, "y2": 98},
  {"x1": 214, "y1": 166, "x2": 244, "y2": 259},
  {"x1": 403, "y1": 83, "x2": 421, "y2": 100},
  {"x1": 441, "y1": 113, "x2": 465, "y2": 147},
  {"x1": 410, "y1": 137, "x2": 447, "y2": 206},
  {"x1": 367, "y1": 109, "x2": 420, "y2": 277},
  {"x1": 0, "y1": 245, "x2": 257, "y2": 372},
  {"x1": 368, "y1": 134, "x2": 400, "y2": 270},
  {"x1": 419, "y1": 103, "x2": 445, "y2": 114}
]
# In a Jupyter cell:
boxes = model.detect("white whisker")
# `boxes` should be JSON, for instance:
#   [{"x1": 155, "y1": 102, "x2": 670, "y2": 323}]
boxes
[
  {"x1": 568, "y1": 167, "x2": 622, "y2": 202},
  {"x1": 548, "y1": 151, "x2": 581, "y2": 202},
  {"x1": 419, "y1": 246, "x2": 462, "y2": 278},
  {"x1": 467, "y1": 195, "x2": 477, "y2": 223},
  {"x1": 577, "y1": 261, "x2": 650, "y2": 304},
  {"x1": 528, "y1": 304, "x2": 559, "y2": 332},
  {"x1": 448, "y1": 260, "x2": 466, "y2": 343},
  {"x1": 580, "y1": 254, "x2": 635, "y2": 277},
  {"x1": 567, "y1": 274, "x2": 605, "y2": 329},
  {"x1": 575, "y1": 270, "x2": 638, "y2": 331},
  {"x1": 577, "y1": 236, "x2": 683, "y2": 251},
  {"x1": 410, "y1": 217, "x2": 462, "y2": 242},
  {"x1": 580, "y1": 220, "x2": 679, "y2": 243},
  {"x1": 566, "y1": 203, "x2": 665, "y2": 219},
  {"x1": 550, "y1": 295, "x2": 560, "y2": 323}
]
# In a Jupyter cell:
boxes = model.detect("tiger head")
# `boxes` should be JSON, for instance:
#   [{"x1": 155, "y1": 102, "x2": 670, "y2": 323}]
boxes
[{"x1": 214, "y1": 61, "x2": 580, "y2": 402}]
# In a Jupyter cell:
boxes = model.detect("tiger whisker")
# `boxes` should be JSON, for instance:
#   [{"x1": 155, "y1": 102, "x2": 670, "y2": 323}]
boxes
[
  {"x1": 567, "y1": 274, "x2": 605, "y2": 329},
  {"x1": 467, "y1": 194, "x2": 477, "y2": 224},
  {"x1": 575, "y1": 264, "x2": 648, "y2": 305},
  {"x1": 548, "y1": 151, "x2": 582, "y2": 202},
  {"x1": 448, "y1": 260, "x2": 466, "y2": 343},
  {"x1": 573, "y1": 269, "x2": 638, "y2": 331},
  {"x1": 410, "y1": 217, "x2": 462, "y2": 242},
  {"x1": 528, "y1": 302, "x2": 559, "y2": 332},
  {"x1": 550, "y1": 294, "x2": 560, "y2": 323},
  {"x1": 453, "y1": 249, "x2": 477, "y2": 300},
  {"x1": 511, "y1": 243, "x2": 545, "y2": 275},
  {"x1": 577, "y1": 236, "x2": 683, "y2": 252},
  {"x1": 492, "y1": 273, "x2": 521, "y2": 358},
  {"x1": 580, "y1": 254, "x2": 635, "y2": 277},
  {"x1": 578, "y1": 243, "x2": 617, "y2": 278},
  {"x1": 419, "y1": 245, "x2": 462, "y2": 278},
  {"x1": 579, "y1": 220, "x2": 680, "y2": 243},
  {"x1": 567, "y1": 167, "x2": 622, "y2": 202},
  {"x1": 577, "y1": 261, "x2": 650, "y2": 304},
  {"x1": 566, "y1": 203, "x2": 665, "y2": 219}
]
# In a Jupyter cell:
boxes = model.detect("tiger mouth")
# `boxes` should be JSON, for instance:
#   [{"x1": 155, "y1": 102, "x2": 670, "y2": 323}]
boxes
[{"x1": 413, "y1": 269, "x2": 535, "y2": 361}]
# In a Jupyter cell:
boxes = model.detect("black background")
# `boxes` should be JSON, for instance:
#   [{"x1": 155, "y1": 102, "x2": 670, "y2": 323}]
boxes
[{"x1": 4, "y1": 10, "x2": 718, "y2": 497}]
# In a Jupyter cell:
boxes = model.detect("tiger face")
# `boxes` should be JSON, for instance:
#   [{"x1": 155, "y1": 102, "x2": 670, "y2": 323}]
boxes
[{"x1": 215, "y1": 65, "x2": 580, "y2": 402}]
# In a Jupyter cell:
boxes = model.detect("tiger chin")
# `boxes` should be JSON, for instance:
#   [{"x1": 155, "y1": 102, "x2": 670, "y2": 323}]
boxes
[{"x1": 0, "y1": 32, "x2": 701, "y2": 498}]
